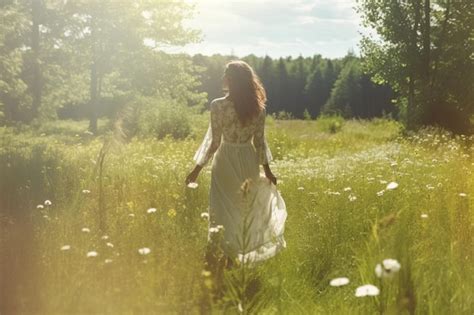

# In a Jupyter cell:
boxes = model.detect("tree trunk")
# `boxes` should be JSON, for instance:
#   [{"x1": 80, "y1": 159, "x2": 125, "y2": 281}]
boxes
[
  {"x1": 31, "y1": 0, "x2": 42, "y2": 121},
  {"x1": 422, "y1": 0, "x2": 431, "y2": 124},
  {"x1": 88, "y1": 15, "x2": 98, "y2": 133}
]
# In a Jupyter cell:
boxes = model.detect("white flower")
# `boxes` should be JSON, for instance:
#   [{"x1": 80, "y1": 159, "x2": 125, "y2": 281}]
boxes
[
  {"x1": 87, "y1": 251, "x2": 98, "y2": 258},
  {"x1": 147, "y1": 207, "x2": 157, "y2": 214},
  {"x1": 106, "y1": 242, "x2": 114, "y2": 248},
  {"x1": 375, "y1": 258, "x2": 401, "y2": 278},
  {"x1": 60, "y1": 245, "x2": 71, "y2": 251},
  {"x1": 37, "y1": 204, "x2": 44, "y2": 209},
  {"x1": 187, "y1": 182, "x2": 198, "y2": 189},
  {"x1": 343, "y1": 187, "x2": 352, "y2": 192},
  {"x1": 297, "y1": 186, "x2": 305, "y2": 191},
  {"x1": 101, "y1": 235, "x2": 109, "y2": 240},
  {"x1": 348, "y1": 194, "x2": 357, "y2": 202},
  {"x1": 104, "y1": 259, "x2": 113, "y2": 264},
  {"x1": 81, "y1": 227, "x2": 90, "y2": 233},
  {"x1": 200, "y1": 212, "x2": 209, "y2": 219},
  {"x1": 128, "y1": 213, "x2": 135, "y2": 218},
  {"x1": 459, "y1": 193, "x2": 467, "y2": 197},
  {"x1": 386, "y1": 182, "x2": 399, "y2": 190},
  {"x1": 138, "y1": 247, "x2": 151, "y2": 255},
  {"x1": 44, "y1": 200, "x2": 52, "y2": 206},
  {"x1": 216, "y1": 225, "x2": 224, "y2": 231},
  {"x1": 209, "y1": 227, "x2": 219, "y2": 233},
  {"x1": 82, "y1": 189, "x2": 91, "y2": 194},
  {"x1": 355, "y1": 284, "x2": 380, "y2": 297},
  {"x1": 329, "y1": 277, "x2": 350, "y2": 287},
  {"x1": 420, "y1": 213, "x2": 429, "y2": 219},
  {"x1": 377, "y1": 190, "x2": 385, "y2": 196}
]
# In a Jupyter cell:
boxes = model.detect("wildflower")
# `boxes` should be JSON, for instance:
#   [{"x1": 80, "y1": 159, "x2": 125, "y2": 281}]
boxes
[
  {"x1": 187, "y1": 182, "x2": 198, "y2": 189},
  {"x1": 375, "y1": 258, "x2": 401, "y2": 278},
  {"x1": 459, "y1": 193, "x2": 467, "y2": 197},
  {"x1": 297, "y1": 187, "x2": 305, "y2": 191},
  {"x1": 138, "y1": 247, "x2": 151, "y2": 255},
  {"x1": 376, "y1": 190, "x2": 385, "y2": 196},
  {"x1": 343, "y1": 187, "x2": 352, "y2": 192},
  {"x1": 87, "y1": 251, "x2": 98, "y2": 258},
  {"x1": 216, "y1": 225, "x2": 224, "y2": 231},
  {"x1": 200, "y1": 212, "x2": 209, "y2": 219},
  {"x1": 81, "y1": 227, "x2": 90, "y2": 233},
  {"x1": 82, "y1": 189, "x2": 91, "y2": 194},
  {"x1": 106, "y1": 242, "x2": 114, "y2": 248},
  {"x1": 101, "y1": 235, "x2": 109, "y2": 240},
  {"x1": 147, "y1": 207, "x2": 157, "y2": 214},
  {"x1": 420, "y1": 213, "x2": 429, "y2": 219},
  {"x1": 201, "y1": 270, "x2": 211, "y2": 277},
  {"x1": 386, "y1": 182, "x2": 399, "y2": 190},
  {"x1": 209, "y1": 227, "x2": 219, "y2": 233},
  {"x1": 168, "y1": 208, "x2": 177, "y2": 218},
  {"x1": 348, "y1": 194, "x2": 357, "y2": 202},
  {"x1": 329, "y1": 277, "x2": 350, "y2": 287},
  {"x1": 104, "y1": 259, "x2": 113, "y2": 264},
  {"x1": 37, "y1": 204, "x2": 44, "y2": 209},
  {"x1": 355, "y1": 284, "x2": 380, "y2": 297},
  {"x1": 60, "y1": 245, "x2": 71, "y2": 251},
  {"x1": 128, "y1": 213, "x2": 135, "y2": 218},
  {"x1": 44, "y1": 200, "x2": 52, "y2": 206}
]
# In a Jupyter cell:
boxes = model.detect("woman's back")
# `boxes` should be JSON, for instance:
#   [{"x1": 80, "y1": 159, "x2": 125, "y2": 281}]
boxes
[{"x1": 211, "y1": 97, "x2": 265, "y2": 144}]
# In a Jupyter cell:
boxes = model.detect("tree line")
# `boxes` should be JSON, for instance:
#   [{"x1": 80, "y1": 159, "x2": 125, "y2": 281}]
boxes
[
  {"x1": 192, "y1": 53, "x2": 396, "y2": 120},
  {"x1": 1, "y1": 0, "x2": 472, "y2": 134}
]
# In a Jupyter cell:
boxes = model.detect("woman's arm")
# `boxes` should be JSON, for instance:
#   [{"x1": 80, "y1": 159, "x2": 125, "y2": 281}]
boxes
[
  {"x1": 186, "y1": 100, "x2": 222, "y2": 184},
  {"x1": 254, "y1": 108, "x2": 277, "y2": 185}
]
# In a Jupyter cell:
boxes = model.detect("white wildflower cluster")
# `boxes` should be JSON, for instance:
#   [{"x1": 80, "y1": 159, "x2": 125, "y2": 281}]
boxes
[{"x1": 330, "y1": 258, "x2": 401, "y2": 298}]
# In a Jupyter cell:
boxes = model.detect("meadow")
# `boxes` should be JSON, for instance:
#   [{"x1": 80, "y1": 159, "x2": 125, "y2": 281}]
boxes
[{"x1": 0, "y1": 116, "x2": 473, "y2": 314}]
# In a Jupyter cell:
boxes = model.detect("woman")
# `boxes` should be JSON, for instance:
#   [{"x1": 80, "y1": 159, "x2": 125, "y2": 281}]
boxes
[{"x1": 185, "y1": 60, "x2": 287, "y2": 271}]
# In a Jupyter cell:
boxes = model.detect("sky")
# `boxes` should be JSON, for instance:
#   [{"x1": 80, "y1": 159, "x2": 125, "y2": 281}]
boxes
[{"x1": 169, "y1": 0, "x2": 366, "y2": 59}]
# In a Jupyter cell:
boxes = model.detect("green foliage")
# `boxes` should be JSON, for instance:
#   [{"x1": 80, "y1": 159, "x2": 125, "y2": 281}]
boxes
[
  {"x1": 316, "y1": 115, "x2": 344, "y2": 134},
  {"x1": 303, "y1": 108, "x2": 312, "y2": 120},
  {"x1": 121, "y1": 97, "x2": 193, "y2": 140},
  {"x1": 358, "y1": 0, "x2": 474, "y2": 133},
  {"x1": 1, "y1": 119, "x2": 472, "y2": 314}
]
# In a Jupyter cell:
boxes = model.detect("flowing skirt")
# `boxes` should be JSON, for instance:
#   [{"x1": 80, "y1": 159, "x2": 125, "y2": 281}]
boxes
[{"x1": 207, "y1": 140, "x2": 287, "y2": 265}]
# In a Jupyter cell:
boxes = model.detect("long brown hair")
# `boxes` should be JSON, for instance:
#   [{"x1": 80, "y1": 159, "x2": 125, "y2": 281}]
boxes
[{"x1": 224, "y1": 60, "x2": 266, "y2": 125}]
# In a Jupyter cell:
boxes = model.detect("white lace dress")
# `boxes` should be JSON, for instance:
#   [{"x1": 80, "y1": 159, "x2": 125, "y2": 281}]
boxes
[{"x1": 194, "y1": 97, "x2": 287, "y2": 265}]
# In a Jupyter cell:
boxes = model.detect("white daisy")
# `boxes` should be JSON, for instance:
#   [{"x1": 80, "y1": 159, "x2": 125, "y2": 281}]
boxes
[
  {"x1": 329, "y1": 277, "x2": 350, "y2": 287},
  {"x1": 375, "y1": 258, "x2": 401, "y2": 278},
  {"x1": 81, "y1": 227, "x2": 90, "y2": 233},
  {"x1": 355, "y1": 284, "x2": 380, "y2": 297},
  {"x1": 37, "y1": 204, "x2": 44, "y2": 209},
  {"x1": 147, "y1": 207, "x2": 157, "y2": 214},
  {"x1": 44, "y1": 200, "x2": 52, "y2": 206},
  {"x1": 87, "y1": 251, "x2": 98, "y2": 258},
  {"x1": 200, "y1": 212, "x2": 209, "y2": 219},
  {"x1": 138, "y1": 247, "x2": 151, "y2": 255},
  {"x1": 187, "y1": 182, "x2": 198, "y2": 189},
  {"x1": 60, "y1": 245, "x2": 71, "y2": 251},
  {"x1": 386, "y1": 182, "x2": 399, "y2": 190}
]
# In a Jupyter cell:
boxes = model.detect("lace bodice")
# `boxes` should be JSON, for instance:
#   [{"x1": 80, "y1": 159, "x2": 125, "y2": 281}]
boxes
[{"x1": 193, "y1": 97, "x2": 273, "y2": 167}]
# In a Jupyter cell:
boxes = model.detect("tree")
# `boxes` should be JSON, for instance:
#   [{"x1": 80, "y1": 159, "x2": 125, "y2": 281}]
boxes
[
  {"x1": 64, "y1": 0, "x2": 199, "y2": 132},
  {"x1": 358, "y1": 0, "x2": 473, "y2": 133}
]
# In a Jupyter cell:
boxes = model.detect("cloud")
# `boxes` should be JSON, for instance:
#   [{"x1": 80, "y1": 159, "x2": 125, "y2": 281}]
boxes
[{"x1": 179, "y1": 0, "x2": 363, "y2": 58}]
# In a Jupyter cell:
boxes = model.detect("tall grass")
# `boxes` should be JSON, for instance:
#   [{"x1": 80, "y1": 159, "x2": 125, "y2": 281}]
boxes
[{"x1": 0, "y1": 118, "x2": 472, "y2": 314}]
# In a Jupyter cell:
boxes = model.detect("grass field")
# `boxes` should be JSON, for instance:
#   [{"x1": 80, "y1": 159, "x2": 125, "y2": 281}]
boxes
[{"x1": 1, "y1": 116, "x2": 473, "y2": 314}]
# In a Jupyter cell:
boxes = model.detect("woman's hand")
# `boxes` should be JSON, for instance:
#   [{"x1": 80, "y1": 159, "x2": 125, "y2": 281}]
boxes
[
  {"x1": 263, "y1": 164, "x2": 277, "y2": 185},
  {"x1": 185, "y1": 165, "x2": 202, "y2": 185}
]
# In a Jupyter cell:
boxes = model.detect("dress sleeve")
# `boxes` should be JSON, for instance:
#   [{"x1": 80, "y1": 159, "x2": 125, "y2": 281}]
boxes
[
  {"x1": 193, "y1": 100, "x2": 223, "y2": 167},
  {"x1": 253, "y1": 108, "x2": 273, "y2": 165}
]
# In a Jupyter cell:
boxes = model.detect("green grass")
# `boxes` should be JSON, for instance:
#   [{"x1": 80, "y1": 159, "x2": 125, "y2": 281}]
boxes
[{"x1": 0, "y1": 117, "x2": 473, "y2": 314}]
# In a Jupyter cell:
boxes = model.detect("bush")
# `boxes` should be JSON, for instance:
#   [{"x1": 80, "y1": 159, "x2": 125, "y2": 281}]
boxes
[
  {"x1": 316, "y1": 115, "x2": 344, "y2": 133},
  {"x1": 120, "y1": 97, "x2": 192, "y2": 140}
]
